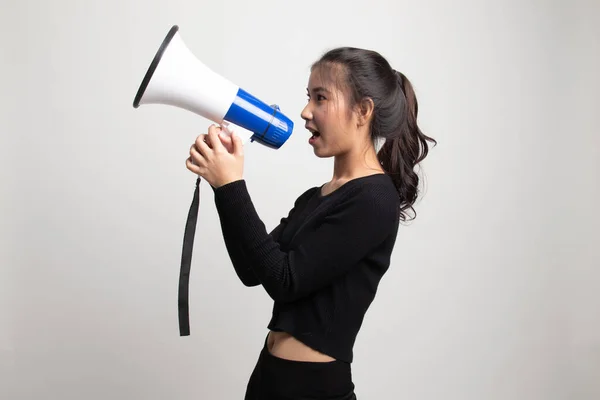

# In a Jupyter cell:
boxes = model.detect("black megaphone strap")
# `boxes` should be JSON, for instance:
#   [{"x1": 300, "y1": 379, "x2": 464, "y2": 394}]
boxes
[{"x1": 178, "y1": 176, "x2": 201, "y2": 336}]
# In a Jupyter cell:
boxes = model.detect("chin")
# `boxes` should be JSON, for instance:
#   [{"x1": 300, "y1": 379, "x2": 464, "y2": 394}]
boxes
[
  {"x1": 312, "y1": 147, "x2": 333, "y2": 158},
  {"x1": 314, "y1": 144, "x2": 349, "y2": 158}
]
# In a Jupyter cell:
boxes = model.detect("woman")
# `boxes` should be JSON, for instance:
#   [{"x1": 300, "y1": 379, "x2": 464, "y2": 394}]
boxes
[{"x1": 186, "y1": 47, "x2": 436, "y2": 399}]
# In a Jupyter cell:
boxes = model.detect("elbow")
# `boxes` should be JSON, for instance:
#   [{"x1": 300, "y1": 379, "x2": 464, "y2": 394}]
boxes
[
  {"x1": 241, "y1": 278, "x2": 260, "y2": 287},
  {"x1": 233, "y1": 270, "x2": 261, "y2": 287},
  {"x1": 264, "y1": 286, "x2": 306, "y2": 303}
]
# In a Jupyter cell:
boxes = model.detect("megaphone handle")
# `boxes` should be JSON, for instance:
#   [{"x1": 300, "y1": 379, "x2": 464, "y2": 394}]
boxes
[
  {"x1": 219, "y1": 121, "x2": 257, "y2": 145},
  {"x1": 219, "y1": 121, "x2": 234, "y2": 137}
]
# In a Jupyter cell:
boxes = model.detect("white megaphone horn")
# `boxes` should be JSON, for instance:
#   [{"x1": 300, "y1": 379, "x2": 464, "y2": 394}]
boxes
[{"x1": 133, "y1": 25, "x2": 294, "y2": 149}]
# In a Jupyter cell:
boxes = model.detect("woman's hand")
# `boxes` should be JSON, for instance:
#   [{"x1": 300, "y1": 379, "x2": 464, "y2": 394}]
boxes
[{"x1": 186, "y1": 124, "x2": 244, "y2": 188}]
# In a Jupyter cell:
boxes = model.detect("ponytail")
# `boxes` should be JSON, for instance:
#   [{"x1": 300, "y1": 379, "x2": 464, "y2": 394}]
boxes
[{"x1": 377, "y1": 71, "x2": 436, "y2": 221}]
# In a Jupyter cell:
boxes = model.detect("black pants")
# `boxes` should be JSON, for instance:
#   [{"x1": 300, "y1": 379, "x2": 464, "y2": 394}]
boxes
[{"x1": 244, "y1": 336, "x2": 357, "y2": 400}]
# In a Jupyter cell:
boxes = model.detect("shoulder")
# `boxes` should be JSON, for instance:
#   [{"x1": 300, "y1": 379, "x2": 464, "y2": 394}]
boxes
[
  {"x1": 330, "y1": 174, "x2": 400, "y2": 223},
  {"x1": 343, "y1": 174, "x2": 398, "y2": 205}
]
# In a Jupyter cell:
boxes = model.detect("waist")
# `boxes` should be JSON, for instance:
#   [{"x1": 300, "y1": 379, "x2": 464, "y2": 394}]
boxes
[
  {"x1": 267, "y1": 330, "x2": 336, "y2": 362},
  {"x1": 255, "y1": 333, "x2": 355, "y2": 399}
]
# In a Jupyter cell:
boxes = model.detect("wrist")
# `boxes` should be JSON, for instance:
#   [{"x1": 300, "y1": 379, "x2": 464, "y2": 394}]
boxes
[
  {"x1": 213, "y1": 179, "x2": 248, "y2": 205},
  {"x1": 214, "y1": 177, "x2": 244, "y2": 189}
]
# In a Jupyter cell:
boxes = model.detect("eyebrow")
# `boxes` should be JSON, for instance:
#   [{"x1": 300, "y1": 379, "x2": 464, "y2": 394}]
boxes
[{"x1": 306, "y1": 86, "x2": 331, "y2": 94}]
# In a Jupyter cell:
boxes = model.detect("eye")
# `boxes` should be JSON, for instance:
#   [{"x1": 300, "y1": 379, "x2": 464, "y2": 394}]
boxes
[{"x1": 306, "y1": 93, "x2": 326, "y2": 102}]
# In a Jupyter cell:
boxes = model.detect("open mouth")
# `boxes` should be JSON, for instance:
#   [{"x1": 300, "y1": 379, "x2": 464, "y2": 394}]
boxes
[
  {"x1": 308, "y1": 130, "x2": 320, "y2": 145},
  {"x1": 307, "y1": 127, "x2": 320, "y2": 143}
]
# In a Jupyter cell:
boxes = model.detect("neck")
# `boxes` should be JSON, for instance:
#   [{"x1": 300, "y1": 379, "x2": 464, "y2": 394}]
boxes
[{"x1": 332, "y1": 140, "x2": 383, "y2": 182}]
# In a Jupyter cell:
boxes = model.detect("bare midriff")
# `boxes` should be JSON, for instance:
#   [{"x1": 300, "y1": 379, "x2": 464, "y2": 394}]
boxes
[{"x1": 267, "y1": 330, "x2": 336, "y2": 362}]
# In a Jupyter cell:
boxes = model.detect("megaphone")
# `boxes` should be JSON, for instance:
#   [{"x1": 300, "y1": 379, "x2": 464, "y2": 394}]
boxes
[
  {"x1": 133, "y1": 25, "x2": 294, "y2": 149},
  {"x1": 132, "y1": 25, "x2": 295, "y2": 338}
]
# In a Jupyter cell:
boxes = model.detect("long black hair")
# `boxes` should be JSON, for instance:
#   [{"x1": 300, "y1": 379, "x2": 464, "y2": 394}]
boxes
[{"x1": 312, "y1": 47, "x2": 437, "y2": 221}]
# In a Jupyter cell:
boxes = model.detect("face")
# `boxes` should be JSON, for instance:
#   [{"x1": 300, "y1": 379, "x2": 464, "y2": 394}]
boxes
[{"x1": 300, "y1": 66, "x2": 360, "y2": 158}]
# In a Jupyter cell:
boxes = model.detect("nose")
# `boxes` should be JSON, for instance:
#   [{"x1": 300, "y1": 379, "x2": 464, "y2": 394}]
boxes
[{"x1": 301, "y1": 102, "x2": 312, "y2": 121}]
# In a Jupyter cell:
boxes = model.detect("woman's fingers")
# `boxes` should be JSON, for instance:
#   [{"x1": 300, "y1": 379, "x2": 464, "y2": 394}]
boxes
[
  {"x1": 186, "y1": 156, "x2": 200, "y2": 174},
  {"x1": 195, "y1": 134, "x2": 212, "y2": 155},
  {"x1": 207, "y1": 125, "x2": 227, "y2": 153},
  {"x1": 190, "y1": 143, "x2": 206, "y2": 166},
  {"x1": 219, "y1": 133, "x2": 233, "y2": 153}
]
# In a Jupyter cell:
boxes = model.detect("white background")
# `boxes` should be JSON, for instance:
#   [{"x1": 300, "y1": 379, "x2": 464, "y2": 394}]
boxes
[{"x1": 1, "y1": 0, "x2": 599, "y2": 399}]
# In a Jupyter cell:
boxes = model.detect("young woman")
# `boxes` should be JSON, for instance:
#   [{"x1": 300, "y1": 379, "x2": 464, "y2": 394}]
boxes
[{"x1": 186, "y1": 47, "x2": 436, "y2": 399}]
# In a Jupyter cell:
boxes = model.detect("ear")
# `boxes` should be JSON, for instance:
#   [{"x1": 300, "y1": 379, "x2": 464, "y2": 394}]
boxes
[{"x1": 355, "y1": 97, "x2": 374, "y2": 127}]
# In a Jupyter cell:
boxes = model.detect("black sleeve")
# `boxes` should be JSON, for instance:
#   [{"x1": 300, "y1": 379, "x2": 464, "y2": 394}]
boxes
[
  {"x1": 213, "y1": 179, "x2": 397, "y2": 302},
  {"x1": 215, "y1": 185, "x2": 312, "y2": 287}
]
